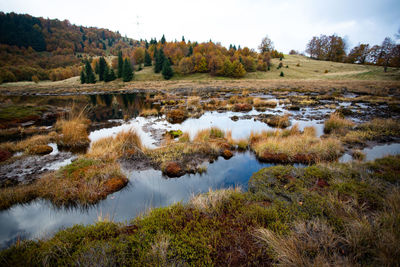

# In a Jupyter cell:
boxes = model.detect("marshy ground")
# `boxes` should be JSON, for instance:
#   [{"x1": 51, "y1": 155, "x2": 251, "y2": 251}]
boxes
[{"x1": 0, "y1": 79, "x2": 400, "y2": 265}]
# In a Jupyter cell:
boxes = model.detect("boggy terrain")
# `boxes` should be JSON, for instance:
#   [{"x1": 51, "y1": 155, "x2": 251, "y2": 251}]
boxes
[
  {"x1": 0, "y1": 83, "x2": 400, "y2": 264},
  {"x1": 1, "y1": 155, "x2": 399, "y2": 266}
]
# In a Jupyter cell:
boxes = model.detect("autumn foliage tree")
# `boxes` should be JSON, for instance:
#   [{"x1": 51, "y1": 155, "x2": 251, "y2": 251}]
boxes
[
  {"x1": 306, "y1": 34, "x2": 346, "y2": 62},
  {"x1": 347, "y1": 44, "x2": 370, "y2": 64}
]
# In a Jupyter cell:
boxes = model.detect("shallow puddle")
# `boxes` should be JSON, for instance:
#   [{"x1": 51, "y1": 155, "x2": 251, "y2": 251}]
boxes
[
  {"x1": 0, "y1": 152, "x2": 282, "y2": 248},
  {"x1": 340, "y1": 143, "x2": 400, "y2": 163},
  {"x1": 90, "y1": 110, "x2": 325, "y2": 148}
]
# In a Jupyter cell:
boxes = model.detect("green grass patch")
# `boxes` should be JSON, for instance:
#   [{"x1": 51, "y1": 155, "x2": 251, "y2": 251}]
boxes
[{"x1": 0, "y1": 105, "x2": 47, "y2": 122}]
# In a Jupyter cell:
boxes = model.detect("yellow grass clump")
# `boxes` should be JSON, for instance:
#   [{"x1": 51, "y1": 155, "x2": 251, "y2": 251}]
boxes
[
  {"x1": 251, "y1": 126, "x2": 343, "y2": 163},
  {"x1": 190, "y1": 187, "x2": 241, "y2": 213},
  {"x1": 56, "y1": 116, "x2": 90, "y2": 149},
  {"x1": 324, "y1": 113, "x2": 354, "y2": 134},
  {"x1": 0, "y1": 132, "x2": 57, "y2": 153},
  {"x1": 193, "y1": 127, "x2": 225, "y2": 142},
  {"x1": 139, "y1": 108, "x2": 159, "y2": 117},
  {"x1": 253, "y1": 98, "x2": 278, "y2": 108},
  {"x1": 88, "y1": 129, "x2": 143, "y2": 161},
  {"x1": 187, "y1": 96, "x2": 201, "y2": 107}
]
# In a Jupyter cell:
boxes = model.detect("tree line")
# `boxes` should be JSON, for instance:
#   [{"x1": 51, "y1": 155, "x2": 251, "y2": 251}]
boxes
[
  {"x1": 115, "y1": 34, "x2": 282, "y2": 79},
  {"x1": 305, "y1": 33, "x2": 400, "y2": 71},
  {"x1": 80, "y1": 52, "x2": 134, "y2": 84}
]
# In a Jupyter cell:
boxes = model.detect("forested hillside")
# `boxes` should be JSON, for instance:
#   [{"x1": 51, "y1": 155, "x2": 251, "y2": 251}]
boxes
[
  {"x1": 0, "y1": 12, "x2": 130, "y2": 83},
  {"x1": 0, "y1": 12, "x2": 285, "y2": 83}
]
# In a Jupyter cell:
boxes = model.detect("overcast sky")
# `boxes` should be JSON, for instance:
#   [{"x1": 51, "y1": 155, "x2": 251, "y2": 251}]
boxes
[{"x1": 1, "y1": 0, "x2": 399, "y2": 53}]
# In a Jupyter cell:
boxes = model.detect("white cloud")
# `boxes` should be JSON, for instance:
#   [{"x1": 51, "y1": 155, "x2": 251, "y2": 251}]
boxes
[{"x1": 0, "y1": 0, "x2": 399, "y2": 53}]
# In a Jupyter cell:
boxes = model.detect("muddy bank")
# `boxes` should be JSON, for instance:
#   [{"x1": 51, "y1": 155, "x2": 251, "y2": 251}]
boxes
[{"x1": 0, "y1": 150, "x2": 74, "y2": 187}]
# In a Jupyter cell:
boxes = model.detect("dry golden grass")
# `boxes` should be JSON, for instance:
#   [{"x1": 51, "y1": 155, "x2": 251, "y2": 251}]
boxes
[
  {"x1": 235, "y1": 138, "x2": 250, "y2": 150},
  {"x1": 265, "y1": 114, "x2": 291, "y2": 128},
  {"x1": 0, "y1": 132, "x2": 58, "y2": 157},
  {"x1": 250, "y1": 126, "x2": 343, "y2": 163},
  {"x1": 303, "y1": 126, "x2": 317, "y2": 137},
  {"x1": 193, "y1": 127, "x2": 225, "y2": 142},
  {"x1": 88, "y1": 130, "x2": 143, "y2": 161},
  {"x1": 187, "y1": 96, "x2": 201, "y2": 106},
  {"x1": 324, "y1": 113, "x2": 354, "y2": 134},
  {"x1": 139, "y1": 108, "x2": 159, "y2": 117},
  {"x1": 253, "y1": 98, "x2": 278, "y2": 108},
  {"x1": 56, "y1": 116, "x2": 90, "y2": 149},
  {"x1": 254, "y1": 219, "x2": 351, "y2": 266},
  {"x1": 190, "y1": 187, "x2": 241, "y2": 213}
]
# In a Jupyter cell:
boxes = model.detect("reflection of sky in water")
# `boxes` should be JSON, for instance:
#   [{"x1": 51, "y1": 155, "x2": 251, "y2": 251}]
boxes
[
  {"x1": 340, "y1": 143, "x2": 400, "y2": 163},
  {"x1": 0, "y1": 152, "x2": 276, "y2": 249},
  {"x1": 89, "y1": 110, "x2": 325, "y2": 148},
  {"x1": 6, "y1": 98, "x2": 398, "y2": 249}
]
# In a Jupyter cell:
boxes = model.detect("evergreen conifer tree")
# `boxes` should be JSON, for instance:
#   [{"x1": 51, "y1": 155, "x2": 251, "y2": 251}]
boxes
[
  {"x1": 109, "y1": 68, "x2": 116, "y2": 81},
  {"x1": 99, "y1": 57, "x2": 106, "y2": 81},
  {"x1": 80, "y1": 70, "x2": 86, "y2": 84},
  {"x1": 144, "y1": 50, "x2": 152, "y2": 66},
  {"x1": 117, "y1": 51, "x2": 123, "y2": 78},
  {"x1": 103, "y1": 64, "x2": 110, "y2": 82},
  {"x1": 188, "y1": 46, "x2": 193, "y2": 56},
  {"x1": 85, "y1": 60, "x2": 96, "y2": 83},
  {"x1": 161, "y1": 34, "x2": 166, "y2": 44},
  {"x1": 94, "y1": 61, "x2": 99, "y2": 74},
  {"x1": 154, "y1": 49, "x2": 165, "y2": 73},
  {"x1": 122, "y1": 58, "x2": 133, "y2": 82},
  {"x1": 162, "y1": 59, "x2": 173, "y2": 80}
]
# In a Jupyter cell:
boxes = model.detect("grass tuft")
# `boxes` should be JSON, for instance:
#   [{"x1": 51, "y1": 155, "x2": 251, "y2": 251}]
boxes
[{"x1": 324, "y1": 113, "x2": 354, "y2": 134}]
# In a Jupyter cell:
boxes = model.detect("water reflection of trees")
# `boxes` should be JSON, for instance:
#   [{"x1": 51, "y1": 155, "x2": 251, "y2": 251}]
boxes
[{"x1": 87, "y1": 93, "x2": 152, "y2": 121}]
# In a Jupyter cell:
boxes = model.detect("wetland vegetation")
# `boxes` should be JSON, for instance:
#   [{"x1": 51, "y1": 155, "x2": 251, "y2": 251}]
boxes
[{"x1": 1, "y1": 9, "x2": 400, "y2": 267}]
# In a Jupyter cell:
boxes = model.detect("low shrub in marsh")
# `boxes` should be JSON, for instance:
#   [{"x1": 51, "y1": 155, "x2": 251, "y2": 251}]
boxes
[
  {"x1": 166, "y1": 109, "x2": 187, "y2": 124},
  {"x1": 161, "y1": 161, "x2": 184, "y2": 177},
  {"x1": 264, "y1": 114, "x2": 291, "y2": 128},
  {"x1": 233, "y1": 103, "x2": 252, "y2": 112}
]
